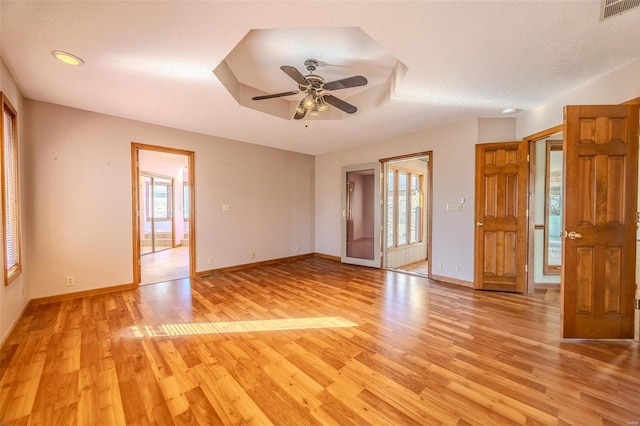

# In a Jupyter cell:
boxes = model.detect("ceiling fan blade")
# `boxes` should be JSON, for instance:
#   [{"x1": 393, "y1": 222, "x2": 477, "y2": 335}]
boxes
[
  {"x1": 324, "y1": 95, "x2": 358, "y2": 114},
  {"x1": 293, "y1": 108, "x2": 307, "y2": 120},
  {"x1": 252, "y1": 90, "x2": 299, "y2": 100},
  {"x1": 281, "y1": 66, "x2": 309, "y2": 86},
  {"x1": 324, "y1": 75, "x2": 368, "y2": 91}
]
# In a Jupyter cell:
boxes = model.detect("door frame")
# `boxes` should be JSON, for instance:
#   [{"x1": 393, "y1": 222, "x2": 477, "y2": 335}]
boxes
[
  {"x1": 380, "y1": 151, "x2": 433, "y2": 278},
  {"x1": 131, "y1": 143, "x2": 196, "y2": 286},
  {"x1": 524, "y1": 124, "x2": 563, "y2": 294}
]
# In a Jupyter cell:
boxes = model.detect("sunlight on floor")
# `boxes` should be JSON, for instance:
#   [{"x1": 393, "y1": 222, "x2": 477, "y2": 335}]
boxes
[{"x1": 128, "y1": 316, "x2": 358, "y2": 337}]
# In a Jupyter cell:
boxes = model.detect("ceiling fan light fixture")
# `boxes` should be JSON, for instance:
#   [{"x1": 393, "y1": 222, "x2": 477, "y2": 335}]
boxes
[
  {"x1": 295, "y1": 99, "x2": 306, "y2": 114},
  {"x1": 317, "y1": 97, "x2": 328, "y2": 112},
  {"x1": 310, "y1": 103, "x2": 319, "y2": 116},
  {"x1": 303, "y1": 94, "x2": 316, "y2": 109}
]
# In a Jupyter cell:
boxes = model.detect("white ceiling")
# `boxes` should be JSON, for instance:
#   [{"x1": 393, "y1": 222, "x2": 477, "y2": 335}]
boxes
[{"x1": 1, "y1": 1, "x2": 639, "y2": 155}]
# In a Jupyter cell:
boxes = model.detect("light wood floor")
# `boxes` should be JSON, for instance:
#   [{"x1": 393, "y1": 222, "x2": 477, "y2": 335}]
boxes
[
  {"x1": 1, "y1": 258, "x2": 638, "y2": 425},
  {"x1": 396, "y1": 260, "x2": 428, "y2": 276},
  {"x1": 141, "y1": 246, "x2": 190, "y2": 285}
]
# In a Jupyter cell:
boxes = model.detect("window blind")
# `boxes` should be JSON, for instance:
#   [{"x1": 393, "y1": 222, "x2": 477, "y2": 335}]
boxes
[{"x1": 3, "y1": 99, "x2": 20, "y2": 282}]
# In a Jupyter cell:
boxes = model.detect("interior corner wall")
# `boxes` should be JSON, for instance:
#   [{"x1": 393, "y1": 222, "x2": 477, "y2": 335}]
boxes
[
  {"x1": 516, "y1": 59, "x2": 640, "y2": 138},
  {"x1": 478, "y1": 117, "x2": 516, "y2": 143},
  {"x1": 24, "y1": 100, "x2": 315, "y2": 300},
  {"x1": 0, "y1": 58, "x2": 28, "y2": 344},
  {"x1": 315, "y1": 119, "x2": 479, "y2": 282}
]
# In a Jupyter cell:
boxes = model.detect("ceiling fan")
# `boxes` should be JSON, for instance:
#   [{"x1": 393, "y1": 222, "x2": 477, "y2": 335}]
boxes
[{"x1": 251, "y1": 59, "x2": 368, "y2": 120}]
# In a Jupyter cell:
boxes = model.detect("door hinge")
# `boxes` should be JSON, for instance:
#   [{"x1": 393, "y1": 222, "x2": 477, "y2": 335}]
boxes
[
  {"x1": 635, "y1": 299, "x2": 640, "y2": 310},
  {"x1": 525, "y1": 264, "x2": 528, "y2": 272},
  {"x1": 526, "y1": 154, "x2": 530, "y2": 162}
]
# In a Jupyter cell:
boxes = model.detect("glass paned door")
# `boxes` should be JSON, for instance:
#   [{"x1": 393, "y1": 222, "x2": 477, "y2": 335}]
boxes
[
  {"x1": 341, "y1": 163, "x2": 381, "y2": 268},
  {"x1": 140, "y1": 174, "x2": 174, "y2": 255}
]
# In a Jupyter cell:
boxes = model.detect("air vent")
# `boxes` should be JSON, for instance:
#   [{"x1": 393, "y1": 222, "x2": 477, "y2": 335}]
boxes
[{"x1": 601, "y1": 0, "x2": 640, "y2": 20}]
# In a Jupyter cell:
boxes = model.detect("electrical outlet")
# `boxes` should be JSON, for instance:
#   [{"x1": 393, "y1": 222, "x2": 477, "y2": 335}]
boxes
[
  {"x1": 66, "y1": 276, "x2": 75, "y2": 286},
  {"x1": 251, "y1": 252, "x2": 256, "y2": 259},
  {"x1": 438, "y1": 262, "x2": 443, "y2": 270},
  {"x1": 207, "y1": 257, "x2": 213, "y2": 265},
  {"x1": 455, "y1": 265, "x2": 462, "y2": 273}
]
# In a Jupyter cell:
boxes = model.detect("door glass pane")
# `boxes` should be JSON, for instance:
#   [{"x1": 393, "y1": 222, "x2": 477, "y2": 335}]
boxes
[
  {"x1": 410, "y1": 174, "x2": 420, "y2": 244},
  {"x1": 546, "y1": 148, "x2": 563, "y2": 269},
  {"x1": 153, "y1": 177, "x2": 172, "y2": 250},
  {"x1": 154, "y1": 182, "x2": 170, "y2": 219},
  {"x1": 346, "y1": 170, "x2": 375, "y2": 260},
  {"x1": 386, "y1": 171, "x2": 394, "y2": 248},
  {"x1": 183, "y1": 184, "x2": 189, "y2": 219},
  {"x1": 141, "y1": 175, "x2": 174, "y2": 254},
  {"x1": 398, "y1": 172, "x2": 408, "y2": 245}
]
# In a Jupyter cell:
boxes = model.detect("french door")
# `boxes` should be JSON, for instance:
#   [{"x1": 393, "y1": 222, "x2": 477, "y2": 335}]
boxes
[
  {"x1": 140, "y1": 174, "x2": 174, "y2": 255},
  {"x1": 341, "y1": 163, "x2": 381, "y2": 268}
]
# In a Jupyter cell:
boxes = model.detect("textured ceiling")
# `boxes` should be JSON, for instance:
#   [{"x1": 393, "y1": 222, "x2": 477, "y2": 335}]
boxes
[{"x1": 1, "y1": 1, "x2": 639, "y2": 155}]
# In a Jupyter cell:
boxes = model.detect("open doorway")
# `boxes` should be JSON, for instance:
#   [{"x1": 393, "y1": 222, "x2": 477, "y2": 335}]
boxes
[
  {"x1": 381, "y1": 152, "x2": 432, "y2": 278},
  {"x1": 132, "y1": 143, "x2": 195, "y2": 286},
  {"x1": 526, "y1": 127, "x2": 563, "y2": 298}
]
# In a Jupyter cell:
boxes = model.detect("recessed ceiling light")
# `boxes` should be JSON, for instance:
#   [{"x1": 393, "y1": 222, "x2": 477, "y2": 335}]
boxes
[
  {"x1": 502, "y1": 108, "x2": 518, "y2": 115},
  {"x1": 51, "y1": 50, "x2": 84, "y2": 66}
]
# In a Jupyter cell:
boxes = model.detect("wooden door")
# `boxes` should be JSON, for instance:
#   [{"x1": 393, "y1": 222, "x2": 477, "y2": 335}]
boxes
[
  {"x1": 561, "y1": 105, "x2": 639, "y2": 339},
  {"x1": 474, "y1": 142, "x2": 528, "y2": 292}
]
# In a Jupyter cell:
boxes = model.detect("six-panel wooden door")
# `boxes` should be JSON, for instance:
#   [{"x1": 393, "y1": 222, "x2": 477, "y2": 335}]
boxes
[
  {"x1": 474, "y1": 141, "x2": 528, "y2": 293},
  {"x1": 561, "y1": 105, "x2": 639, "y2": 338}
]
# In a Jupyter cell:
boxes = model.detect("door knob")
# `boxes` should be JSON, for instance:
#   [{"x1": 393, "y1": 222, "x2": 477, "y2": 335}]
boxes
[
  {"x1": 561, "y1": 230, "x2": 582, "y2": 239},
  {"x1": 476, "y1": 222, "x2": 484, "y2": 227}
]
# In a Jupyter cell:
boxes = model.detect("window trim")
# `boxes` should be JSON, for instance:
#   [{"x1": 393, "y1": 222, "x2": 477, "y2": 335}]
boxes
[{"x1": 1, "y1": 93, "x2": 21, "y2": 285}]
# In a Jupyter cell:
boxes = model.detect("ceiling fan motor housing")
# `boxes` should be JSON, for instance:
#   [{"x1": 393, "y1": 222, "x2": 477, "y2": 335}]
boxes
[
  {"x1": 300, "y1": 75, "x2": 325, "y2": 93},
  {"x1": 304, "y1": 59, "x2": 319, "y2": 73}
]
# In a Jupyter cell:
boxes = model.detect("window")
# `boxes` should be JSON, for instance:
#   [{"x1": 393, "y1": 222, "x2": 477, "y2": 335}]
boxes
[
  {"x1": 1, "y1": 94, "x2": 21, "y2": 284},
  {"x1": 183, "y1": 183, "x2": 189, "y2": 220},
  {"x1": 386, "y1": 166, "x2": 423, "y2": 248},
  {"x1": 144, "y1": 177, "x2": 173, "y2": 221},
  {"x1": 544, "y1": 140, "x2": 563, "y2": 275}
]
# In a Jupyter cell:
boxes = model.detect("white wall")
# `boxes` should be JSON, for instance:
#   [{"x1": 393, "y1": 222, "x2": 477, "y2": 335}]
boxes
[
  {"x1": 0, "y1": 59, "x2": 28, "y2": 343},
  {"x1": 24, "y1": 100, "x2": 315, "y2": 299},
  {"x1": 315, "y1": 119, "x2": 482, "y2": 282},
  {"x1": 517, "y1": 60, "x2": 640, "y2": 138}
]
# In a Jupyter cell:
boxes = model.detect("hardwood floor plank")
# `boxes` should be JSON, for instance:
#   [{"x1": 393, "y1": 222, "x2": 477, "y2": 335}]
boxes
[{"x1": 1, "y1": 258, "x2": 639, "y2": 425}]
